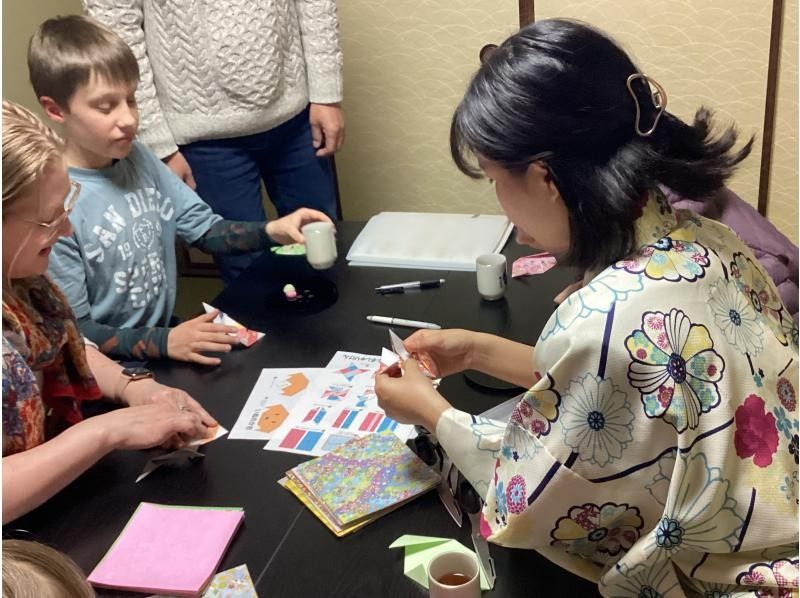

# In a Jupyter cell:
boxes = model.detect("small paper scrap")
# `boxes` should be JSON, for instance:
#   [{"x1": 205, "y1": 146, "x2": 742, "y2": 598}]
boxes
[
  {"x1": 147, "y1": 564, "x2": 257, "y2": 598},
  {"x1": 201, "y1": 564, "x2": 257, "y2": 597},
  {"x1": 189, "y1": 423, "x2": 228, "y2": 447},
  {"x1": 270, "y1": 243, "x2": 306, "y2": 256},
  {"x1": 511, "y1": 252, "x2": 557, "y2": 278},
  {"x1": 203, "y1": 303, "x2": 265, "y2": 347}
]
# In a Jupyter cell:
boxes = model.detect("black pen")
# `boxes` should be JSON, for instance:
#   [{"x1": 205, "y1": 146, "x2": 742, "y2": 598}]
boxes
[{"x1": 375, "y1": 279, "x2": 445, "y2": 294}]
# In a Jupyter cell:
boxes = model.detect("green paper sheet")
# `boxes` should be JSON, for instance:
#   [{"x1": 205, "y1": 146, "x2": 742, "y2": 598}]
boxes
[{"x1": 389, "y1": 535, "x2": 490, "y2": 590}]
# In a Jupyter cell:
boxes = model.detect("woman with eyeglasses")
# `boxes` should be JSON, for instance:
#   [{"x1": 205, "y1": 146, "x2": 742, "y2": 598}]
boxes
[
  {"x1": 2, "y1": 100, "x2": 217, "y2": 524},
  {"x1": 376, "y1": 20, "x2": 798, "y2": 596}
]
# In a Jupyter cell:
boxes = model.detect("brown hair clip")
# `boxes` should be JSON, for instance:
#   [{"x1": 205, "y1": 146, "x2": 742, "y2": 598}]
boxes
[{"x1": 626, "y1": 73, "x2": 668, "y2": 137}]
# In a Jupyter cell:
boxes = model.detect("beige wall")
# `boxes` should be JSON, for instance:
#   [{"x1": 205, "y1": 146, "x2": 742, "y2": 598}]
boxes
[
  {"x1": 3, "y1": 0, "x2": 82, "y2": 113},
  {"x1": 335, "y1": 1, "x2": 518, "y2": 218}
]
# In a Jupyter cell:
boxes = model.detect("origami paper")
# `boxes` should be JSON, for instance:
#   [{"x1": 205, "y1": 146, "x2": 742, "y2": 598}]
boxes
[
  {"x1": 202, "y1": 303, "x2": 264, "y2": 347},
  {"x1": 88, "y1": 503, "x2": 244, "y2": 597},
  {"x1": 511, "y1": 252, "x2": 557, "y2": 278},
  {"x1": 201, "y1": 564, "x2": 257, "y2": 597},
  {"x1": 136, "y1": 425, "x2": 227, "y2": 483},
  {"x1": 389, "y1": 535, "x2": 491, "y2": 590}
]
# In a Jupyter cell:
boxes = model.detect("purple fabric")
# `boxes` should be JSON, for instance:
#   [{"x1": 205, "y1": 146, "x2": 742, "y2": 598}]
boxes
[{"x1": 664, "y1": 186, "x2": 799, "y2": 319}]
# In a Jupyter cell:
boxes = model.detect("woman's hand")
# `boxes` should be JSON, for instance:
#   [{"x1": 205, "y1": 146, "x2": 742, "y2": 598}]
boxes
[
  {"x1": 402, "y1": 328, "x2": 481, "y2": 378},
  {"x1": 375, "y1": 358, "x2": 452, "y2": 431},
  {"x1": 122, "y1": 382, "x2": 218, "y2": 448},
  {"x1": 90, "y1": 401, "x2": 210, "y2": 452},
  {"x1": 167, "y1": 310, "x2": 239, "y2": 366},
  {"x1": 125, "y1": 383, "x2": 215, "y2": 424}
]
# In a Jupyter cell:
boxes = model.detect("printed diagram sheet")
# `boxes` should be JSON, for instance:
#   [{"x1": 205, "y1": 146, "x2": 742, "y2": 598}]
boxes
[
  {"x1": 264, "y1": 352, "x2": 414, "y2": 456},
  {"x1": 229, "y1": 368, "x2": 323, "y2": 440}
]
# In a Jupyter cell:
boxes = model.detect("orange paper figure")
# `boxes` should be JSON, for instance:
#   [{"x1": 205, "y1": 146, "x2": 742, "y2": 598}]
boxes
[
  {"x1": 258, "y1": 405, "x2": 289, "y2": 433},
  {"x1": 282, "y1": 373, "x2": 310, "y2": 396}
]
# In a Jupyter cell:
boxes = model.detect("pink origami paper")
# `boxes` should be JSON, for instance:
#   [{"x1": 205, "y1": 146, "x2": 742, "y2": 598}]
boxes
[
  {"x1": 88, "y1": 502, "x2": 244, "y2": 597},
  {"x1": 511, "y1": 253, "x2": 557, "y2": 278}
]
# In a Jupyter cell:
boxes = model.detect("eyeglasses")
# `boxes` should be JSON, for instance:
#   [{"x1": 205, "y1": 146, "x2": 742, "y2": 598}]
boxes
[{"x1": 21, "y1": 180, "x2": 81, "y2": 240}]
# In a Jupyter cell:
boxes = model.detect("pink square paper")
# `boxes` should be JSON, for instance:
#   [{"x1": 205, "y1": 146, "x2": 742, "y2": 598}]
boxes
[{"x1": 88, "y1": 502, "x2": 244, "y2": 597}]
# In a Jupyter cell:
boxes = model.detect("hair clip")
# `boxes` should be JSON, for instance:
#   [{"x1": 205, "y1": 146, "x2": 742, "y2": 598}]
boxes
[{"x1": 626, "y1": 73, "x2": 668, "y2": 137}]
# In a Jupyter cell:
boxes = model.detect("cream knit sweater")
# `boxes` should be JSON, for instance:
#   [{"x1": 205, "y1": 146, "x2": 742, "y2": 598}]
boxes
[{"x1": 85, "y1": 0, "x2": 343, "y2": 158}]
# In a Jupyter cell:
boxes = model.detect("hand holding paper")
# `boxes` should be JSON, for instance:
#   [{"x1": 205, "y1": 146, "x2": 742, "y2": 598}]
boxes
[
  {"x1": 202, "y1": 303, "x2": 265, "y2": 347},
  {"x1": 136, "y1": 425, "x2": 227, "y2": 483},
  {"x1": 378, "y1": 330, "x2": 441, "y2": 385}
]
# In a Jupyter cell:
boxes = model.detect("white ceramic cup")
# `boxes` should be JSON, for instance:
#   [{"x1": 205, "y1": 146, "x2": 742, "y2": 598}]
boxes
[
  {"x1": 302, "y1": 221, "x2": 337, "y2": 270},
  {"x1": 427, "y1": 551, "x2": 481, "y2": 598},
  {"x1": 475, "y1": 253, "x2": 507, "y2": 300}
]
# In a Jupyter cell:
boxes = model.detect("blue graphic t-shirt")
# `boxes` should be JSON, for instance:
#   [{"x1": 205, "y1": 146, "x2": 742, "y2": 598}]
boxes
[{"x1": 48, "y1": 142, "x2": 222, "y2": 329}]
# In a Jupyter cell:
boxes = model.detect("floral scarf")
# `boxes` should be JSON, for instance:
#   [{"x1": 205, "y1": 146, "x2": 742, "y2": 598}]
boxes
[{"x1": 2, "y1": 275, "x2": 101, "y2": 454}]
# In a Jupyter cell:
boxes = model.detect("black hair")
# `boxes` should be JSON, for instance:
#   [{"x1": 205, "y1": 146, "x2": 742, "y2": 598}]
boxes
[{"x1": 450, "y1": 19, "x2": 752, "y2": 271}]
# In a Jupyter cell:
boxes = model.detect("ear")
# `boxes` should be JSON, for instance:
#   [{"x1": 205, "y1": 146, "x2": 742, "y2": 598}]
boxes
[
  {"x1": 526, "y1": 161, "x2": 561, "y2": 203},
  {"x1": 39, "y1": 96, "x2": 66, "y2": 123}
]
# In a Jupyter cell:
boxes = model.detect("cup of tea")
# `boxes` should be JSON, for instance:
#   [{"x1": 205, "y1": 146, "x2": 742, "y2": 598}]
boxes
[
  {"x1": 427, "y1": 551, "x2": 480, "y2": 598},
  {"x1": 302, "y1": 221, "x2": 337, "y2": 270},
  {"x1": 475, "y1": 253, "x2": 507, "y2": 301}
]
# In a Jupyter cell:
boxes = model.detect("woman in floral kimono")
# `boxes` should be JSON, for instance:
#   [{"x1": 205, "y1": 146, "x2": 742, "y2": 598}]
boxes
[
  {"x1": 375, "y1": 19, "x2": 799, "y2": 597},
  {"x1": 2, "y1": 101, "x2": 215, "y2": 523}
]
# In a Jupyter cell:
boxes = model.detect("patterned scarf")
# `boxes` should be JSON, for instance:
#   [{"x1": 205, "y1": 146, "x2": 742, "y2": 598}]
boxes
[{"x1": 3, "y1": 276, "x2": 101, "y2": 444}]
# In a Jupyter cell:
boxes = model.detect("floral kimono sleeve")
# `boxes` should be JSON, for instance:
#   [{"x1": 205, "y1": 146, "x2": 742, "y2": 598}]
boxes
[{"x1": 435, "y1": 193, "x2": 799, "y2": 597}]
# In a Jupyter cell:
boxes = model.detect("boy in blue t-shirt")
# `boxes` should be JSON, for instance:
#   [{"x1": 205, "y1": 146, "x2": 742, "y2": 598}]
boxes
[{"x1": 29, "y1": 15, "x2": 333, "y2": 365}]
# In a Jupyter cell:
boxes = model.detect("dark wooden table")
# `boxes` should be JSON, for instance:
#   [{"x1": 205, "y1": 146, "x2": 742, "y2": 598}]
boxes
[{"x1": 10, "y1": 222, "x2": 599, "y2": 597}]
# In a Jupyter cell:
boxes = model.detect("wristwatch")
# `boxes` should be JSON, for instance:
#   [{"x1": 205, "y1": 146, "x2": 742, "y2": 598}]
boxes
[{"x1": 114, "y1": 366, "x2": 154, "y2": 402}]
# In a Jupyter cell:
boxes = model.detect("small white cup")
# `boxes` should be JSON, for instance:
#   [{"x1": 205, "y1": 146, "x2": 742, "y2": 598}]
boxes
[
  {"x1": 476, "y1": 253, "x2": 507, "y2": 301},
  {"x1": 302, "y1": 221, "x2": 337, "y2": 270},
  {"x1": 427, "y1": 551, "x2": 480, "y2": 598}
]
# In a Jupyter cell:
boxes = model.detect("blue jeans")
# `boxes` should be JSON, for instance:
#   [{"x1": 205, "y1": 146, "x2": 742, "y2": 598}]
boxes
[{"x1": 180, "y1": 106, "x2": 339, "y2": 283}]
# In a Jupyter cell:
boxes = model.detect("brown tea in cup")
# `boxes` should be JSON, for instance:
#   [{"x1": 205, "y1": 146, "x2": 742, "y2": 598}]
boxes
[{"x1": 437, "y1": 572, "x2": 472, "y2": 586}]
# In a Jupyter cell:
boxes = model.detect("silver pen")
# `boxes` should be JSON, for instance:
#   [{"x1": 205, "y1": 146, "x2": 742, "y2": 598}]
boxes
[{"x1": 366, "y1": 315, "x2": 441, "y2": 330}]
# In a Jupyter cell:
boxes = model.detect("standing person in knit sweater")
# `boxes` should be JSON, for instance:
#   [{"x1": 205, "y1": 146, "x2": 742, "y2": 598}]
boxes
[
  {"x1": 31, "y1": 16, "x2": 333, "y2": 365},
  {"x1": 85, "y1": 0, "x2": 344, "y2": 283}
]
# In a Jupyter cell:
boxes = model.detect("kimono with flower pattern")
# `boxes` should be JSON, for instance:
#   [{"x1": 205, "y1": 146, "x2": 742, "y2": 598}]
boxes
[{"x1": 437, "y1": 191, "x2": 799, "y2": 597}]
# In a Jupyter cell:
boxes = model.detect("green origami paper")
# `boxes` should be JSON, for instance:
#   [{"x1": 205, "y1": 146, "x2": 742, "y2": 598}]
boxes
[
  {"x1": 270, "y1": 243, "x2": 306, "y2": 255},
  {"x1": 389, "y1": 535, "x2": 490, "y2": 591}
]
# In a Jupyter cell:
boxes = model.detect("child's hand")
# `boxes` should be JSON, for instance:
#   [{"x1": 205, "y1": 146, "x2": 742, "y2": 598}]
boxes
[
  {"x1": 167, "y1": 310, "x2": 239, "y2": 366},
  {"x1": 265, "y1": 208, "x2": 334, "y2": 245}
]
